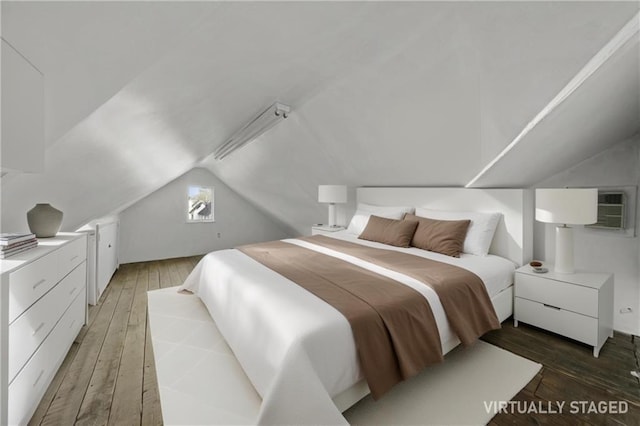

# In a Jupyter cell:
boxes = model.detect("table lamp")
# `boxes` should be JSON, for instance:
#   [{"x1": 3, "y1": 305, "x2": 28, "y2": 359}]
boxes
[
  {"x1": 535, "y1": 188, "x2": 598, "y2": 273},
  {"x1": 318, "y1": 185, "x2": 347, "y2": 227}
]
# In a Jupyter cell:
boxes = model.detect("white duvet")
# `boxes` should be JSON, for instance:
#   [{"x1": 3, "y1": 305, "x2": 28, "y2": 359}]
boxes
[{"x1": 179, "y1": 232, "x2": 515, "y2": 425}]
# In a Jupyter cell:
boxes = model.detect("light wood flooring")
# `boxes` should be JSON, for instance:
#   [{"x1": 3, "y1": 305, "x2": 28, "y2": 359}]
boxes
[{"x1": 30, "y1": 257, "x2": 640, "y2": 425}]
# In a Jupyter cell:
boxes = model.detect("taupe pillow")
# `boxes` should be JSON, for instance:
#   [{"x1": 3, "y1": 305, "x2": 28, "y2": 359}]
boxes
[
  {"x1": 405, "y1": 213, "x2": 470, "y2": 257},
  {"x1": 358, "y1": 215, "x2": 419, "y2": 248}
]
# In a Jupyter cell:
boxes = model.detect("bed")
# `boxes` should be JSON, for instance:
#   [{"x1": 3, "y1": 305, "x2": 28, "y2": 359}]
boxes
[{"x1": 171, "y1": 187, "x2": 533, "y2": 424}]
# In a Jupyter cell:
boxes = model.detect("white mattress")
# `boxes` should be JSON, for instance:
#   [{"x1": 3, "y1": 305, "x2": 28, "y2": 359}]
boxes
[{"x1": 179, "y1": 234, "x2": 516, "y2": 425}]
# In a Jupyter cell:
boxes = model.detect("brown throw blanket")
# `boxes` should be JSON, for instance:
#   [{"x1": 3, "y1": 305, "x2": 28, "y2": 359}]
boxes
[
  {"x1": 302, "y1": 235, "x2": 501, "y2": 346},
  {"x1": 238, "y1": 240, "x2": 442, "y2": 399}
]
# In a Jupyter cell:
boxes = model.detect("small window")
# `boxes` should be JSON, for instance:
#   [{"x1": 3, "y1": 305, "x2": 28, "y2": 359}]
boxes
[{"x1": 187, "y1": 186, "x2": 214, "y2": 223}]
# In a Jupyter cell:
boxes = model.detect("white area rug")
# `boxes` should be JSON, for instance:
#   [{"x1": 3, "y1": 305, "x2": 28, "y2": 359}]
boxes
[
  {"x1": 344, "y1": 339, "x2": 541, "y2": 425},
  {"x1": 148, "y1": 287, "x2": 541, "y2": 425}
]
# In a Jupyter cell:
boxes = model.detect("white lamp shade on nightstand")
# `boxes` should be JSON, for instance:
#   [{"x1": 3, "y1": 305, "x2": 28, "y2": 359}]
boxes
[
  {"x1": 535, "y1": 188, "x2": 598, "y2": 274},
  {"x1": 318, "y1": 185, "x2": 347, "y2": 227},
  {"x1": 535, "y1": 188, "x2": 598, "y2": 225},
  {"x1": 318, "y1": 185, "x2": 347, "y2": 204}
]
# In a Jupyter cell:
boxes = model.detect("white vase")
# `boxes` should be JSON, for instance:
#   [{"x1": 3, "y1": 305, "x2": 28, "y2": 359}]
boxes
[{"x1": 27, "y1": 203, "x2": 63, "y2": 238}]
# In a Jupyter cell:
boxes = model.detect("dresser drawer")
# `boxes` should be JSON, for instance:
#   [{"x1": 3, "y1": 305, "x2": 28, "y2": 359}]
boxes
[
  {"x1": 8, "y1": 262, "x2": 86, "y2": 383},
  {"x1": 515, "y1": 297, "x2": 597, "y2": 345},
  {"x1": 8, "y1": 288, "x2": 85, "y2": 426},
  {"x1": 57, "y1": 236, "x2": 86, "y2": 281},
  {"x1": 9, "y1": 253, "x2": 59, "y2": 323},
  {"x1": 515, "y1": 273, "x2": 598, "y2": 317}
]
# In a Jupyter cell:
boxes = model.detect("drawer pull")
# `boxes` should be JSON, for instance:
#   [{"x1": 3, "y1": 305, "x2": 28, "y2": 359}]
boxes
[
  {"x1": 33, "y1": 369, "x2": 45, "y2": 387},
  {"x1": 32, "y1": 322, "x2": 45, "y2": 336},
  {"x1": 70, "y1": 287, "x2": 77, "y2": 295},
  {"x1": 543, "y1": 303, "x2": 561, "y2": 311},
  {"x1": 32, "y1": 278, "x2": 46, "y2": 290},
  {"x1": 70, "y1": 255, "x2": 79, "y2": 262}
]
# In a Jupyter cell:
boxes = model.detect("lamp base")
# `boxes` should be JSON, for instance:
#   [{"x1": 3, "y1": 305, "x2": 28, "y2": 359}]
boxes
[
  {"x1": 555, "y1": 225, "x2": 574, "y2": 274},
  {"x1": 328, "y1": 203, "x2": 337, "y2": 227}
]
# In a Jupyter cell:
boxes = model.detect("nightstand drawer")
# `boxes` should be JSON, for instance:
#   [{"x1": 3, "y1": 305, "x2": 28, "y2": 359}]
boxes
[
  {"x1": 515, "y1": 297, "x2": 597, "y2": 345},
  {"x1": 515, "y1": 273, "x2": 598, "y2": 317}
]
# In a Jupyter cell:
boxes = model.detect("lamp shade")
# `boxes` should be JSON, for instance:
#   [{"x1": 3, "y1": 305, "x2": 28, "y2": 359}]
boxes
[
  {"x1": 318, "y1": 185, "x2": 347, "y2": 204},
  {"x1": 535, "y1": 188, "x2": 598, "y2": 225}
]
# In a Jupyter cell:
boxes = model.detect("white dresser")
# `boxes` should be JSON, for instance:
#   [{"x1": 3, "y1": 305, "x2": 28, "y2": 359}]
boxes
[
  {"x1": 514, "y1": 264, "x2": 613, "y2": 357},
  {"x1": 0, "y1": 233, "x2": 87, "y2": 425}
]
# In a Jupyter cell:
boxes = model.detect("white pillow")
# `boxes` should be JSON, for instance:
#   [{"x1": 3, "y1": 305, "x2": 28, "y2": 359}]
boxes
[
  {"x1": 414, "y1": 208, "x2": 502, "y2": 256},
  {"x1": 347, "y1": 203, "x2": 415, "y2": 235}
]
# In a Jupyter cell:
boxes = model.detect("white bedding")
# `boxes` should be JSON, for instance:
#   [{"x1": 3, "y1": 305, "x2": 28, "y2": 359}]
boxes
[{"x1": 179, "y1": 233, "x2": 515, "y2": 425}]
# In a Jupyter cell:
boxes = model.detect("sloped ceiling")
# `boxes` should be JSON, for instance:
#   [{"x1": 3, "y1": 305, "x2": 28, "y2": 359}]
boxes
[
  {"x1": 1, "y1": 1, "x2": 638, "y2": 235},
  {"x1": 1, "y1": 1, "x2": 217, "y2": 146},
  {"x1": 470, "y1": 16, "x2": 640, "y2": 188}
]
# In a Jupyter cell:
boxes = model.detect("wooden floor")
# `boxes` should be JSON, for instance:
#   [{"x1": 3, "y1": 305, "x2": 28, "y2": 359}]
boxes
[
  {"x1": 29, "y1": 257, "x2": 640, "y2": 425},
  {"x1": 485, "y1": 323, "x2": 640, "y2": 425}
]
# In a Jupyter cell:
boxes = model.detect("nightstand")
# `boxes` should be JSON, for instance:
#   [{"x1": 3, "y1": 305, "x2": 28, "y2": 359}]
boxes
[
  {"x1": 311, "y1": 225, "x2": 346, "y2": 236},
  {"x1": 514, "y1": 264, "x2": 613, "y2": 358}
]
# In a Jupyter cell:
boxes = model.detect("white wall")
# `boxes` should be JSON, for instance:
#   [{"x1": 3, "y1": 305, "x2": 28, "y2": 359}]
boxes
[
  {"x1": 119, "y1": 167, "x2": 291, "y2": 263},
  {"x1": 533, "y1": 134, "x2": 640, "y2": 334}
]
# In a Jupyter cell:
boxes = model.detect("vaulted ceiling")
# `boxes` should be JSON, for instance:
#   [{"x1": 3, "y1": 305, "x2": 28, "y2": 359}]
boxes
[{"x1": 1, "y1": 1, "x2": 638, "y2": 235}]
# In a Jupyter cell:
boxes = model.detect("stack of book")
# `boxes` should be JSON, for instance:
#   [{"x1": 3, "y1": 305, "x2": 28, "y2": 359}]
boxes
[{"x1": 0, "y1": 233, "x2": 38, "y2": 259}]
